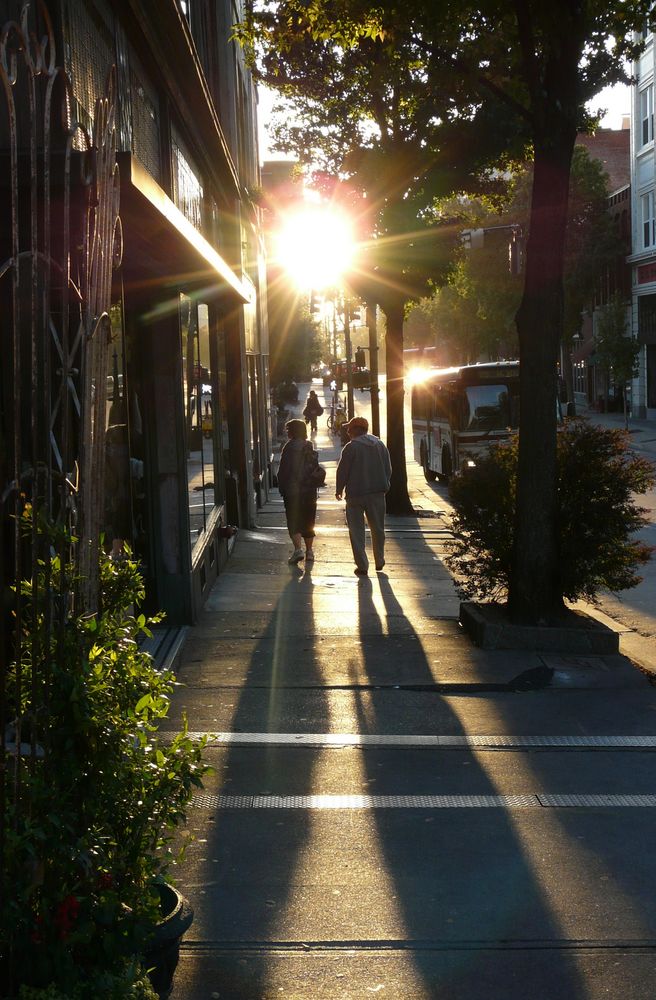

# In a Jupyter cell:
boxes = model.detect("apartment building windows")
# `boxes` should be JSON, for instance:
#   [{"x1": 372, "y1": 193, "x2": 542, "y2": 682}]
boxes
[
  {"x1": 641, "y1": 84, "x2": 654, "y2": 146},
  {"x1": 642, "y1": 189, "x2": 656, "y2": 248}
]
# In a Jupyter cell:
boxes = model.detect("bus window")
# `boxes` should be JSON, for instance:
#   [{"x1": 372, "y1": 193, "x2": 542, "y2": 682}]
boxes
[
  {"x1": 461, "y1": 384, "x2": 512, "y2": 431},
  {"x1": 411, "y1": 384, "x2": 426, "y2": 420},
  {"x1": 434, "y1": 385, "x2": 449, "y2": 421}
]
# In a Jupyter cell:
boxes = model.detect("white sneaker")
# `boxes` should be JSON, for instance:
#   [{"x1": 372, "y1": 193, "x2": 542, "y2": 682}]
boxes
[{"x1": 288, "y1": 548, "x2": 304, "y2": 564}]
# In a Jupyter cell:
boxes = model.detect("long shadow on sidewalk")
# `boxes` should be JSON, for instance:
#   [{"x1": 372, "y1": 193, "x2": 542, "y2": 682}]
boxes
[
  {"x1": 349, "y1": 545, "x2": 586, "y2": 996},
  {"x1": 177, "y1": 562, "x2": 330, "y2": 999}
]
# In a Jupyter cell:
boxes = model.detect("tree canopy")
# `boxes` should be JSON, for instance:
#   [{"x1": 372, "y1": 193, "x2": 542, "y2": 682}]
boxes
[
  {"x1": 405, "y1": 145, "x2": 623, "y2": 368},
  {"x1": 241, "y1": 0, "x2": 653, "y2": 619}
]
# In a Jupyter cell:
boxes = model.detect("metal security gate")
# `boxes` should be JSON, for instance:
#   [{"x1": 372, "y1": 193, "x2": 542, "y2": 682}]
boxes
[{"x1": 0, "y1": 1, "x2": 120, "y2": 978}]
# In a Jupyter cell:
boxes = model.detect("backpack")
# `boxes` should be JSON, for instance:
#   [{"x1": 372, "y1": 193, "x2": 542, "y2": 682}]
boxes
[{"x1": 301, "y1": 444, "x2": 326, "y2": 489}]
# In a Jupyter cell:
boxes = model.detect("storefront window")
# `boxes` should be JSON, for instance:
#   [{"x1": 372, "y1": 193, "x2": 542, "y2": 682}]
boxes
[
  {"x1": 180, "y1": 294, "x2": 215, "y2": 548},
  {"x1": 103, "y1": 299, "x2": 146, "y2": 560},
  {"x1": 216, "y1": 323, "x2": 232, "y2": 475}
]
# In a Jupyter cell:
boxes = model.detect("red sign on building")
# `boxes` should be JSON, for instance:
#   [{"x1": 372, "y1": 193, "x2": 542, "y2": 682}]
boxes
[{"x1": 637, "y1": 262, "x2": 656, "y2": 285}]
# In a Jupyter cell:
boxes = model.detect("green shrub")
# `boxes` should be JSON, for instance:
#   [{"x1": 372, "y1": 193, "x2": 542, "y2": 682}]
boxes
[
  {"x1": 17, "y1": 960, "x2": 159, "y2": 999},
  {"x1": 446, "y1": 418, "x2": 655, "y2": 604},
  {"x1": 2, "y1": 538, "x2": 210, "y2": 996}
]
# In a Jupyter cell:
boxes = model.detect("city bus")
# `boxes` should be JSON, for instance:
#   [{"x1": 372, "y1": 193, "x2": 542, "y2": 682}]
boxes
[{"x1": 411, "y1": 361, "x2": 520, "y2": 481}]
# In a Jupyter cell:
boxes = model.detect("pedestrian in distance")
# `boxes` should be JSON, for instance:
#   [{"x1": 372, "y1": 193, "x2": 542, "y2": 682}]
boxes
[
  {"x1": 302, "y1": 389, "x2": 324, "y2": 433},
  {"x1": 335, "y1": 416, "x2": 391, "y2": 576},
  {"x1": 277, "y1": 418, "x2": 320, "y2": 565}
]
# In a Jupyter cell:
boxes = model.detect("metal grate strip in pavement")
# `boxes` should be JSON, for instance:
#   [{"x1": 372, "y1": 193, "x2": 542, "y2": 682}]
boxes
[
  {"x1": 189, "y1": 792, "x2": 656, "y2": 810},
  {"x1": 169, "y1": 732, "x2": 656, "y2": 750},
  {"x1": 538, "y1": 793, "x2": 656, "y2": 808},
  {"x1": 190, "y1": 793, "x2": 539, "y2": 810}
]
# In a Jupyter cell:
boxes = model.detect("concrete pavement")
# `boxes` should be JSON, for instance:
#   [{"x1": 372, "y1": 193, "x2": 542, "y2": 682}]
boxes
[{"x1": 166, "y1": 387, "x2": 656, "y2": 1000}]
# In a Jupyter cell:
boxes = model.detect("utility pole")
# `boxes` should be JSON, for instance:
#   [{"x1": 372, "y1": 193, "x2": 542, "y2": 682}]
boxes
[
  {"x1": 343, "y1": 294, "x2": 354, "y2": 419},
  {"x1": 366, "y1": 300, "x2": 380, "y2": 437}
]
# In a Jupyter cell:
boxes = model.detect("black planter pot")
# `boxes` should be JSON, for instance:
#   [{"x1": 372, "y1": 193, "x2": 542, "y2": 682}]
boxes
[{"x1": 143, "y1": 883, "x2": 194, "y2": 1000}]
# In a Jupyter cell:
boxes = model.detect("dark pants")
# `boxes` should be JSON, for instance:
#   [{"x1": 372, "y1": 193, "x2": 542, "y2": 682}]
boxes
[{"x1": 284, "y1": 490, "x2": 317, "y2": 539}]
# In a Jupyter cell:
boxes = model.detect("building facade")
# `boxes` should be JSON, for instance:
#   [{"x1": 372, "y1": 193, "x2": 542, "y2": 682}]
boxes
[
  {"x1": 570, "y1": 128, "x2": 632, "y2": 412},
  {"x1": 0, "y1": 0, "x2": 271, "y2": 626},
  {"x1": 630, "y1": 25, "x2": 656, "y2": 418}
]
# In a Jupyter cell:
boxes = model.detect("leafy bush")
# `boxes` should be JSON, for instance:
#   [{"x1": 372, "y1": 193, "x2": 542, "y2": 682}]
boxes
[
  {"x1": 446, "y1": 419, "x2": 655, "y2": 604},
  {"x1": 2, "y1": 539, "x2": 210, "y2": 996},
  {"x1": 17, "y1": 960, "x2": 159, "y2": 999}
]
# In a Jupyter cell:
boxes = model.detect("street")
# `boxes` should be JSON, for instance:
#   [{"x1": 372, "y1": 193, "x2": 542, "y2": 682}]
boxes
[{"x1": 167, "y1": 380, "x2": 656, "y2": 1000}]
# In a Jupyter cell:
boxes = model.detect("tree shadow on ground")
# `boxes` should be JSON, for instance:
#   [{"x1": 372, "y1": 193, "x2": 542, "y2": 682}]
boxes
[
  {"x1": 173, "y1": 562, "x2": 329, "y2": 999},
  {"x1": 348, "y1": 522, "x2": 587, "y2": 997}
]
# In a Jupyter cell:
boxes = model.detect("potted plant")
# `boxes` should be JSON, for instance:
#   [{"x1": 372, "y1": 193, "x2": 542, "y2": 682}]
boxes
[{"x1": 1, "y1": 523, "x2": 210, "y2": 998}]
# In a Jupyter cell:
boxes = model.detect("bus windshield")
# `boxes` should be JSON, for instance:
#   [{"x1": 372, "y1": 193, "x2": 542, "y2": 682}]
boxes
[{"x1": 461, "y1": 384, "x2": 516, "y2": 431}]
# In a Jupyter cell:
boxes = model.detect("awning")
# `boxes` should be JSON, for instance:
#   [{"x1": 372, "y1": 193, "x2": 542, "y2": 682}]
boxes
[{"x1": 118, "y1": 152, "x2": 250, "y2": 304}]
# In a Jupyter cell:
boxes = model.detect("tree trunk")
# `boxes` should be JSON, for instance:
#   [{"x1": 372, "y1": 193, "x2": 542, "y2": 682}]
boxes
[
  {"x1": 382, "y1": 296, "x2": 413, "y2": 515},
  {"x1": 509, "y1": 138, "x2": 575, "y2": 624}
]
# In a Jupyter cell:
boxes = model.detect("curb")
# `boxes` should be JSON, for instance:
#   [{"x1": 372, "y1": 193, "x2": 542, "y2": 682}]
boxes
[{"x1": 459, "y1": 601, "x2": 620, "y2": 654}]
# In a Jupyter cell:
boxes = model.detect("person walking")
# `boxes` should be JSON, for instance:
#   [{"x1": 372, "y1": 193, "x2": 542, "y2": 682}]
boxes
[
  {"x1": 335, "y1": 416, "x2": 391, "y2": 576},
  {"x1": 302, "y1": 389, "x2": 324, "y2": 433},
  {"x1": 277, "y1": 418, "x2": 319, "y2": 565}
]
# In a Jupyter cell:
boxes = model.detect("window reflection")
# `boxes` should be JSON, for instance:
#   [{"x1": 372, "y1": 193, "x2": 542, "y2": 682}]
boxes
[
  {"x1": 181, "y1": 295, "x2": 215, "y2": 548},
  {"x1": 216, "y1": 323, "x2": 231, "y2": 474},
  {"x1": 103, "y1": 300, "x2": 146, "y2": 560},
  {"x1": 461, "y1": 384, "x2": 515, "y2": 431}
]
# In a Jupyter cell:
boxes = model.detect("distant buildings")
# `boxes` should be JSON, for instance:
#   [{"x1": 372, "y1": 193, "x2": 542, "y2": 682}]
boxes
[
  {"x1": 571, "y1": 127, "x2": 631, "y2": 412},
  {"x1": 630, "y1": 25, "x2": 656, "y2": 418}
]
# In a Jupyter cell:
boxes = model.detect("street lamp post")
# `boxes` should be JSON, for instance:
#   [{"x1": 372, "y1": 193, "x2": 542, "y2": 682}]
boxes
[
  {"x1": 366, "y1": 300, "x2": 380, "y2": 437},
  {"x1": 343, "y1": 294, "x2": 355, "y2": 419},
  {"x1": 569, "y1": 330, "x2": 582, "y2": 417}
]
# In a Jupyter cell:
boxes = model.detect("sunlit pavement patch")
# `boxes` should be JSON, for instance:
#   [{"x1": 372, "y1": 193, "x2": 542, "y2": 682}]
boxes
[
  {"x1": 164, "y1": 731, "x2": 656, "y2": 750},
  {"x1": 190, "y1": 792, "x2": 656, "y2": 810}
]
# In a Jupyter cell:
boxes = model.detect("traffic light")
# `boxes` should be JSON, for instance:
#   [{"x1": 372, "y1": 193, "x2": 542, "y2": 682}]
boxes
[
  {"x1": 461, "y1": 228, "x2": 484, "y2": 250},
  {"x1": 310, "y1": 292, "x2": 322, "y2": 317},
  {"x1": 349, "y1": 304, "x2": 363, "y2": 325},
  {"x1": 355, "y1": 347, "x2": 366, "y2": 368}
]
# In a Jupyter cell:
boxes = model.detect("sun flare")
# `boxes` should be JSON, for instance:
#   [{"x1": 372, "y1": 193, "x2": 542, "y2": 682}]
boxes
[
  {"x1": 406, "y1": 366, "x2": 430, "y2": 387},
  {"x1": 275, "y1": 208, "x2": 355, "y2": 290}
]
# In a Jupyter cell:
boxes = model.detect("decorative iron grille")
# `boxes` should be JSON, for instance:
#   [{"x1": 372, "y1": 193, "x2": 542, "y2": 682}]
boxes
[
  {"x1": 171, "y1": 121, "x2": 204, "y2": 232},
  {"x1": 0, "y1": 1, "x2": 121, "y2": 982},
  {"x1": 129, "y1": 43, "x2": 161, "y2": 184}
]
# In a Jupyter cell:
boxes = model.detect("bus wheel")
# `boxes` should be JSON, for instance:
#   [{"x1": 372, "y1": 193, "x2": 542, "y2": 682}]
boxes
[
  {"x1": 421, "y1": 446, "x2": 438, "y2": 482},
  {"x1": 440, "y1": 448, "x2": 452, "y2": 483}
]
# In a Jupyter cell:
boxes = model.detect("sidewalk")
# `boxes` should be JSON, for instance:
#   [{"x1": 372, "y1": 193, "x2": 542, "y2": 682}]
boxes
[
  {"x1": 564, "y1": 405, "x2": 656, "y2": 672},
  {"x1": 576, "y1": 403, "x2": 656, "y2": 458},
  {"x1": 166, "y1": 403, "x2": 656, "y2": 1000}
]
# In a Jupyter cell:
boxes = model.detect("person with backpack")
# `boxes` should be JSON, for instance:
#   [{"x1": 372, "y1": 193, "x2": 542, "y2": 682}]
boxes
[
  {"x1": 276, "y1": 418, "x2": 325, "y2": 565},
  {"x1": 302, "y1": 389, "x2": 324, "y2": 433}
]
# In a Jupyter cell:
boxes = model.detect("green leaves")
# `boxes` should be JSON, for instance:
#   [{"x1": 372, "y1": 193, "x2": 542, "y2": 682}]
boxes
[
  {"x1": 4, "y1": 544, "x2": 210, "y2": 994},
  {"x1": 446, "y1": 419, "x2": 655, "y2": 605}
]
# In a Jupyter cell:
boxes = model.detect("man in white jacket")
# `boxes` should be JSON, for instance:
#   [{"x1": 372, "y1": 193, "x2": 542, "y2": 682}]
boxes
[{"x1": 335, "y1": 417, "x2": 392, "y2": 576}]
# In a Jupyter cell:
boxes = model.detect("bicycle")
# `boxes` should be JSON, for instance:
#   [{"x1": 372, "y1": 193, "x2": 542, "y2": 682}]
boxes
[{"x1": 326, "y1": 391, "x2": 347, "y2": 434}]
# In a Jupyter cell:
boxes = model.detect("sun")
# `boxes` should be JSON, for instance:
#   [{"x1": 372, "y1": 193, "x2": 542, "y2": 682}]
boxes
[{"x1": 274, "y1": 207, "x2": 355, "y2": 290}]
